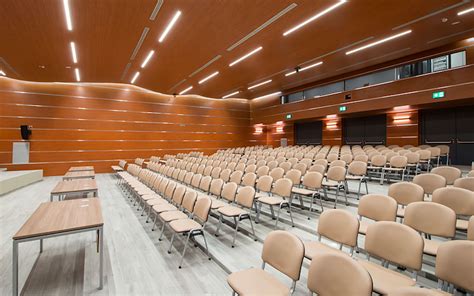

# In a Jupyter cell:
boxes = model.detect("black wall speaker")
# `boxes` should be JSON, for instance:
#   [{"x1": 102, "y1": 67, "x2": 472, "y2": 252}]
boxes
[{"x1": 20, "y1": 125, "x2": 31, "y2": 140}]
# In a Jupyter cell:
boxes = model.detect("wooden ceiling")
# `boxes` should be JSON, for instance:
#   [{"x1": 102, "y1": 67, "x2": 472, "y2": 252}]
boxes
[{"x1": 1, "y1": 0, "x2": 473, "y2": 99}]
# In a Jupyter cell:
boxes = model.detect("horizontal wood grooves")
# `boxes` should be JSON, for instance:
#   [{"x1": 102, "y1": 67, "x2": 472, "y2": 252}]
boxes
[
  {"x1": 0, "y1": 80, "x2": 253, "y2": 176},
  {"x1": 387, "y1": 111, "x2": 419, "y2": 146}
]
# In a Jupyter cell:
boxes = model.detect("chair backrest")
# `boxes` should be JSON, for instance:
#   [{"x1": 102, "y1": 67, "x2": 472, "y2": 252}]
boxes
[
  {"x1": 327, "y1": 154, "x2": 338, "y2": 163},
  {"x1": 371, "y1": 155, "x2": 387, "y2": 167},
  {"x1": 358, "y1": 194, "x2": 397, "y2": 222},
  {"x1": 269, "y1": 167, "x2": 285, "y2": 180},
  {"x1": 354, "y1": 154, "x2": 369, "y2": 162},
  {"x1": 193, "y1": 196, "x2": 212, "y2": 224},
  {"x1": 209, "y1": 178, "x2": 224, "y2": 197},
  {"x1": 196, "y1": 164, "x2": 205, "y2": 174},
  {"x1": 427, "y1": 147, "x2": 441, "y2": 157},
  {"x1": 229, "y1": 170, "x2": 244, "y2": 184},
  {"x1": 413, "y1": 173, "x2": 446, "y2": 195},
  {"x1": 314, "y1": 158, "x2": 328, "y2": 168},
  {"x1": 219, "y1": 168, "x2": 231, "y2": 182},
  {"x1": 404, "y1": 202, "x2": 456, "y2": 238},
  {"x1": 318, "y1": 209, "x2": 359, "y2": 247},
  {"x1": 267, "y1": 160, "x2": 278, "y2": 170},
  {"x1": 432, "y1": 187, "x2": 474, "y2": 216},
  {"x1": 199, "y1": 175, "x2": 212, "y2": 192},
  {"x1": 241, "y1": 172, "x2": 257, "y2": 187},
  {"x1": 172, "y1": 186, "x2": 186, "y2": 205},
  {"x1": 453, "y1": 177, "x2": 474, "y2": 191},
  {"x1": 307, "y1": 253, "x2": 372, "y2": 296},
  {"x1": 183, "y1": 172, "x2": 193, "y2": 184},
  {"x1": 285, "y1": 169, "x2": 302, "y2": 186},
  {"x1": 469, "y1": 170, "x2": 474, "y2": 178},
  {"x1": 210, "y1": 167, "x2": 222, "y2": 179},
  {"x1": 235, "y1": 186, "x2": 255, "y2": 208},
  {"x1": 191, "y1": 173, "x2": 203, "y2": 188},
  {"x1": 261, "y1": 230, "x2": 304, "y2": 282},
  {"x1": 326, "y1": 166, "x2": 346, "y2": 182},
  {"x1": 181, "y1": 191, "x2": 198, "y2": 213},
  {"x1": 417, "y1": 149, "x2": 431, "y2": 160},
  {"x1": 431, "y1": 166, "x2": 462, "y2": 185},
  {"x1": 308, "y1": 164, "x2": 326, "y2": 175},
  {"x1": 256, "y1": 165, "x2": 269, "y2": 177},
  {"x1": 293, "y1": 163, "x2": 307, "y2": 175},
  {"x1": 390, "y1": 155, "x2": 408, "y2": 168},
  {"x1": 302, "y1": 171, "x2": 323, "y2": 190},
  {"x1": 468, "y1": 216, "x2": 474, "y2": 241},
  {"x1": 436, "y1": 241, "x2": 474, "y2": 293},
  {"x1": 348, "y1": 161, "x2": 367, "y2": 176},
  {"x1": 405, "y1": 152, "x2": 420, "y2": 164},
  {"x1": 221, "y1": 182, "x2": 238, "y2": 203},
  {"x1": 287, "y1": 157, "x2": 298, "y2": 166},
  {"x1": 279, "y1": 161, "x2": 292, "y2": 173},
  {"x1": 365, "y1": 221, "x2": 423, "y2": 271},
  {"x1": 244, "y1": 164, "x2": 257, "y2": 174},
  {"x1": 256, "y1": 175, "x2": 273, "y2": 192},
  {"x1": 388, "y1": 182, "x2": 424, "y2": 206},
  {"x1": 272, "y1": 178, "x2": 293, "y2": 198},
  {"x1": 159, "y1": 178, "x2": 170, "y2": 193},
  {"x1": 329, "y1": 160, "x2": 346, "y2": 168}
]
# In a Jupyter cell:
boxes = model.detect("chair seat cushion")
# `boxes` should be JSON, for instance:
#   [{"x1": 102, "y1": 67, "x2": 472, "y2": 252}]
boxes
[
  {"x1": 255, "y1": 192, "x2": 268, "y2": 199},
  {"x1": 211, "y1": 198, "x2": 228, "y2": 209},
  {"x1": 358, "y1": 260, "x2": 416, "y2": 295},
  {"x1": 227, "y1": 268, "x2": 289, "y2": 296},
  {"x1": 258, "y1": 196, "x2": 286, "y2": 206},
  {"x1": 346, "y1": 174, "x2": 363, "y2": 180},
  {"x1": 218, "y1": 205, "x2": 247, "y2": 217},
  {"x1": 292, "y1": 187, "x2": 317, "y2": 196},
  {"x1": 423, "y1": 238, "x2": 441, "y2": 256},
  {"x1": 304, "y1": 241, "x2": 347, "y2": 260},
  {"x1": 142, "y1": 194, "x2": 162, "y2": 201},
  {"x1": 152, "y1": 204, "x2": 178, "y2": 213},
  {"x1": 456, "y1": 219, "x2": 468, "y2": 230},
  {"x1": 322, "y1": 180, "x2": 339, "y2": 187},
  {"x1": 137, "y1": 189, "x2": 155, "y2": 196},
  {"x1": 169, "y1": 219, "x2": 202, "y2": 233},
  {"x1": 159, "y1": 211, "x2": 189, "y2": 222},
  {"x1": 146, "y1": 197, "x2": 167, "y2": 206}
]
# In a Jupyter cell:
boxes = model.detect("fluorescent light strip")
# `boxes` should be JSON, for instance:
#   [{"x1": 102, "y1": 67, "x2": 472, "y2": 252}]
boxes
[
  {"x1": 222, "y1": 91, "x2": 240, "y2": 99},
  {"x1": 141, "y1": 50, "x2": 155, "y2": 68},
  {"x1": 63, "y1": 0, "x2": 73, "y2": 31},
  {"x1": 253, "y1": 91, "x2": 282, "y2": 100},
  {"x1": 248, "y1": 79, "x2": 272, "y2": 90},
  {"x1": 70, "y1": 42, "x2": 77, "y2": 63},
  {"x1": 283, "y1": 0, "x2": 346, "y2": 36},
  {"x1": 285, "y1": 61, "x2": 323, "y2": 76},
  {"x1": 75, "y1": 68, "x2": 80, "y2": 82},
  {"x1": 159, "y1": 11, "x2": 181, "y2": 43},
  {"x1": 179, "y1": 86, "x2": 193, "y2": 95},
  {"x1": 393, "y1": 105, "x2": 410, "y2": 111},
  {"x1": 458, "y1": 7, "x2": 474, "y2": 15},
  {"x1": 198, "y1": 71, "x2": 219, "y2": 84},
  {"x1": 131, "y1": 72, "x2": 140, "y2": 84},
  {"x1": 229, "y1": 46, "x2": 262, "y2": 67},
  {"x1": 393, "y1": 115, "x2": 410, "y2": 120},
  {"x1": 326, "y1": 114, "x2": 337, "y2": 119},
  {"x1": 346, "y1": 30, "x2": 412, "y2": 55},
  {"x1": 0, "y1": 70, "x2": 6, "y2": 76}
]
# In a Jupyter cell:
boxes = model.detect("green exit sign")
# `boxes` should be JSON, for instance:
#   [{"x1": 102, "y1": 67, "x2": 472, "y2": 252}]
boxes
[
  {"x1": 286, "y1": 114, "x2": 292, "y2": 119},
  {"x1": 432, "y1": 91, "x2": 445, "y2": 99},
  {"x1": 339, "y1": 106, "x2": 347, "y2": 112}
]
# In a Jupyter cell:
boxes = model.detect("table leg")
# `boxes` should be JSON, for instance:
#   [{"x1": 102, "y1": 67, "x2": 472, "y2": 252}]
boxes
[
  {"x1": 99, "y1": 227, "x2": 103, "y2": 289},
  {"x1": 12, "y1": 240, "x2": 18, "y2": 296},
  {"x1": 40, "y1": 239, "x2": 43, "y2": 253}
]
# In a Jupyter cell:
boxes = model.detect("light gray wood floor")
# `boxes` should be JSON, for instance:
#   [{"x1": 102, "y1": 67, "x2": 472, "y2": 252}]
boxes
[{"x1": 1, "y1": 172, "x2": 465, "y2": 295}]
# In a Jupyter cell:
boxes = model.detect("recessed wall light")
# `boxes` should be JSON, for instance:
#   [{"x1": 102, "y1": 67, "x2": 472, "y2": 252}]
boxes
[
  {"x1": 75, "y1": 68, "x2": 80, "y2": 81},
  {"x1": 345, "y1": 30, "x2": 412, "y2": 55},
  {"x1": 283, "y1": 0, "x2": 346, "y2": 36},
  {"x1": 253, "y1": 91, "x2": 282, "y2": 100},
  {"x1": 222, "y1": 91, "x2": 240, "y2": 99},
  {"x1": 141, "y1": 50, "x2": 155, "y2": 68},
  {"x1": 457, "y1": 7, "x2": 474, "y2": 15},
  {"x1": 179, "y1": 86, "x2": 193, "y2": 95},
  {"x1": 248, "y1": 79, "x2": 272, "y2": 90},
  {"x1": 285, "y1": 61, "x2": 323, "y2": 76},
  {"x1": 70, "y1": 42, "x2": 78, "y2": 63},
  {"x1": 159, "y1": 11, "x2": 182, "y2": 43},
  {"x1": 229, "y1": 46, "x2": 262, "y2": 67},
  {"x1": 393, "y1": 105, "x2": 410, "y2": 111},
  {"x1": 131, "y1": 71, "x2": 140, "y2": 84},
  {"x1": 326, "y1": 114, "x2": 337, "y2": 119},
  {"x1": 0, "y1": 70, "x2": 6, "y2": 76},
  {"x1": 63, "y1": 0, "x2": 73, "y2": 31},
  {"x1": 198, "y1": 71, "x2": 219, "y2": 84}
]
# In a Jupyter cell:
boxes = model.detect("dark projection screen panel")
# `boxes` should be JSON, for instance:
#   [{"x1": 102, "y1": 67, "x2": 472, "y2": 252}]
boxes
[{"x1": 295, "y1": 121, "x2": 322, "y2": 145}]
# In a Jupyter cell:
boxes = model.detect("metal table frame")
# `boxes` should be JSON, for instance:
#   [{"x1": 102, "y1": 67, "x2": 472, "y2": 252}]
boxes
[{"x1": 50, "y1": 188, "x2": 98, "y2": 202}]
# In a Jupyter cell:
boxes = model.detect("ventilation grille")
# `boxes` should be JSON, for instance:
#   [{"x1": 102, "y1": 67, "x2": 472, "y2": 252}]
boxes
[
  {"x1": 149, "y1": 0, "x2": 164, "y2": 20},
  {"x1": 188, "y1": 55, "x2": 222, "y2": 78}
]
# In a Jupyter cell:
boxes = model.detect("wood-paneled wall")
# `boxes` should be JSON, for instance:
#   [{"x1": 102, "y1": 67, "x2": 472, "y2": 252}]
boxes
[{"x1": 0, "y1": 79, "x2": 253, "y2": 176}]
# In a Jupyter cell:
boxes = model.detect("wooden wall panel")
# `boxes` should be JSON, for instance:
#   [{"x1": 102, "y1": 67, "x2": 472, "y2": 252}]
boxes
[
  {"x1": 0, "y1": 79, "x2": 253, "y2": 176},
  {"x1": 386, "y1": 110, "x2": 419, "y2": 147}
]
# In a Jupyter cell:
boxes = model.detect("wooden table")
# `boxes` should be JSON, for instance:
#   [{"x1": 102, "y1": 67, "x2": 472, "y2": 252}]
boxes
[
  {"x1": 63, "y1": 170, "x2": 95, "y2": 180},
  {"x1": 68, "y1": 166, "x2": 94, "y2": 172},
  {"x1": 12, "y1": 198, "x2": 104, "y2": 296},
  {"x1": 50, "y1": 179, "x2": 98, "y2": 201}
]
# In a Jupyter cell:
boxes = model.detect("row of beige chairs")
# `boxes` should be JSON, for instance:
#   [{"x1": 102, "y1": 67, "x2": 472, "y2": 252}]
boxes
[{"x1": 227, "y1": 227, "x2": 473, "y2": 295}]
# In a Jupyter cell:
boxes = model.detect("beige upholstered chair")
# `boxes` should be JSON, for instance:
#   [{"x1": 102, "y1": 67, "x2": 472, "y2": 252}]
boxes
[
  {"x1": 388, "y1": 182, "x2": 424, "y2": 220},
  {"x1": 256, "y1": 165, "x2": 269, "y2": 178},
  {"x1": 227, "y1": 230, "x2": 304, "y2": 295},
  {"x1": 413, "y1": 173, "x2": 446, "y2": 199},
  {"x1": 190, "y1": 173, "x2": 203, "y2": 189},
  {"x1": 453, "y1": 177, "x2": 474, "y2": 191},
  {"x1": 304, "y1": 209, "x2": 359, "y2": 260},
  {"x1": 381, "y1": 155, "x2": 408, "y2": 184},
  {"x1": 314, "y1": 158, "x2": 328, "y2": 168},
  {"x1": 469, "y1": 216, "x2": 474, "y2": 241},
  {"x1": 308, "y1": 253, "x2": 372, "y2": 296},
  {"x1": 229, "y1": 170, "x2": 244, "y2": 184},
  {"x1": 219, "y1": 168, "x2": 232, "y2": 182},
  {"x1": 240, "y1": 172, "x2": 257, "y2": 187},
  {"x1": 358, "y1": 222, "x2": 424, "y2": 295},
  {"x1": 293, "y1": 162, "x2": 307, "y2": 175},
  {"x1": 291, "y1": 172, "x2": 324, "y2": 215},
  {"x1": 322, "y1": 166, "x2": 348, "y2": 208},
  {"x1": 210, "y1": 167, "x2": 222, "y2": 179},
  {"x1": 327, "y1": 153, "x2": 339, "y2": 163},
  {"x1": 208, "y1": 178, "x2": 224, "y2": 197},
  {"x1": 346, "y1": 161, "x2": 368, "y2": 198},
  {"x1": 198, "y1": 175, "x2": 212, "y2": 192},
  {"x1": 329, "y1": 159, "x2": 346, "y2": 168},
  {"x1": 404, "y1": 202, "x2": 456, "y2": 256},
  {"x1": 309, "y1": 164, "x2": 326, "y2": 175},
  {"x1": 285, "y1": 169, "x2": 302, "y2": 187},
  {"x1": 432, "y1": 187, "x2": 474, "y2": 231},
  {"x1": 167, "y1": 196, "x2": 212, "y2": 269},
  {"x1": 256, "y1": 178, "x2": 294, "y2": 228},
  {"x1": 436, "y1": 240, "x2": 474, "y2": 294},
  {"x1": 210, "y1": 182, "x2": 238, "y2": 210},
  {"x1": 269, "y1": 167, "x2": 285, "y2": 181},
  {"x1": 158, "y1": 191, "x2": 197, "y2": 239},
  {"x1": 367, "y1": 154, "x2": 387, "y2": 179},
  {"x1": 358, "y1": 194, "x2": 397, "y2": 235},
  {"x1": 431, "y1": 166, "x2": 462, "y2": 185}
]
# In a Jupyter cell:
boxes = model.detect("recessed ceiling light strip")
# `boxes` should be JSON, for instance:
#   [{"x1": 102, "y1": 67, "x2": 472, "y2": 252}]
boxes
[
  {"x1": 149, "y1": 0, "x2": 164, "y2": 20},
  {"x1": 229, "y1": 46, "x2": 263, "y2": 67},
  {"x1": 346, "y1": 30, "x2": 412, "y2": 55},
  {"x1": 198, "y1": 71, "x2": 219, "y2": 84},
  {"x1": 75, "y1": 68, "x2": 80, "y2": 81},
  {"x1": 227, "y1": 3, "x2": 297, "y2": 51},
  {"x1": 285, "y1": 61, "x2": 323, "y2": 76},
  {"x1": 131, "y1": 72, "x2": 140, "y2": 84},
  {"x1": 130, "y1": 27, "x2": 150, "y2": 60},
  {"x1": 167, "y1": 79, "x2": 187, "y2": 93},
  {"x1": 179, "y1": 86, "x2": 193, "y2": 95},
  {"x1": 0, "y1": 57, "x2": 21, "y2": 77},
  {"x1": 141, "y1": 50, "x2": 155, "y2": 68},
  {"x1": 248, "y1": 79, "x2": 272, "y2": 90},
  {"x1": 253, "y1": 91, "x2": 282, "y2": 100},
  {"x1": 222, "y1": 91, "x2": 240, "y2": 99},
  {"x1": 458, "y1": 7, "x2": 474, "y2": 15},
  {"x1": 189, "y1": 55, "x2": 222, "y2": 77},
  {"x1": 283, "y1": 0, "x2": 346, "y2": 36},
  {"x1": 120, "y1": 62, "x2": 132, "y2": 81},
  {"x1": 70, "y1": 42, "x2": 78, "y2": 63},
  {"x1": 63, "y1": 0, "x2": 73, "y2": 31},
  {"x1": 159, "y1": 11, "x2": 181, "y2": 42}
]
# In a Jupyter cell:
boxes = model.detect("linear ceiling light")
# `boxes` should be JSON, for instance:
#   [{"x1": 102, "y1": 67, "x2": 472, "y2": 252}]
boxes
[
  {"x1": 0, "y1": 70, "x2": 6, "y2": 76},
  {"x1": 229, "y1": 46, "x2": 263, "y2": 67},
  {"x1": 283, "y1": 0, "x2": 346, "y2": 36},
  {"x1": 457, "y1": 7, "x2": 474, "y2": 15},
  {"x1": 248, "y1": 79, "x2": 272, "y2": 90},
  {"x1": 131, "y1": 71, "x2": 140, "y2": 84},
  {"x1": 159, "y1": 10, "x2": 182, "y2": 43},
  {"x1": 285, "y1": 61, "x2": 323, "y2": 76},
  {"x1": 141, "y1": 50, "x2": 155, "y2": 68},
  {"x1": 198, "y1": 71, "x2": 219, "y2": 84},
  {"x1": 346, "y1": 30, "x2": 412, "y2": 55},
  {"x1": 222, "y1": 91, "x2": 240, "y2": 99},
  {"x1": 253, "y1": 91, "x2": 282, "y2": 100},
  {"x1": 179, "y1": 86, "x2": 193, "y2": 95},
  {"x1": 63, "y1": 0, "x2": 73, "y2": 31},
  {"x1": 70, "y1": 42, "x2": 77, "y2": 63},
  {"x1": 75, "y1": 68, "x2": 80, "y2": 81}
]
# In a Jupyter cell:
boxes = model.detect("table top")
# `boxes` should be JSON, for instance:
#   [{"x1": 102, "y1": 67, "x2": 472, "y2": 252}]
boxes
[
  {"x1": 68, "y1": 166, "x2": 94, "y2": 172},
  {"x1": 63, "y1": 171, "x2": 95, "y2": 179},
  {"x1": 13, "y1": 198, "x2": 103, "y2": 240},
  {"x1": 51, "y1": 179, "x2": 98, "y2": 194}
]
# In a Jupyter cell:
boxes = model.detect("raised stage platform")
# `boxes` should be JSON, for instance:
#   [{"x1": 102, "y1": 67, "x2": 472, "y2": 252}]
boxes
[{"x1": 0, "y1": 170, "x2": 43, "y2": 195}]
